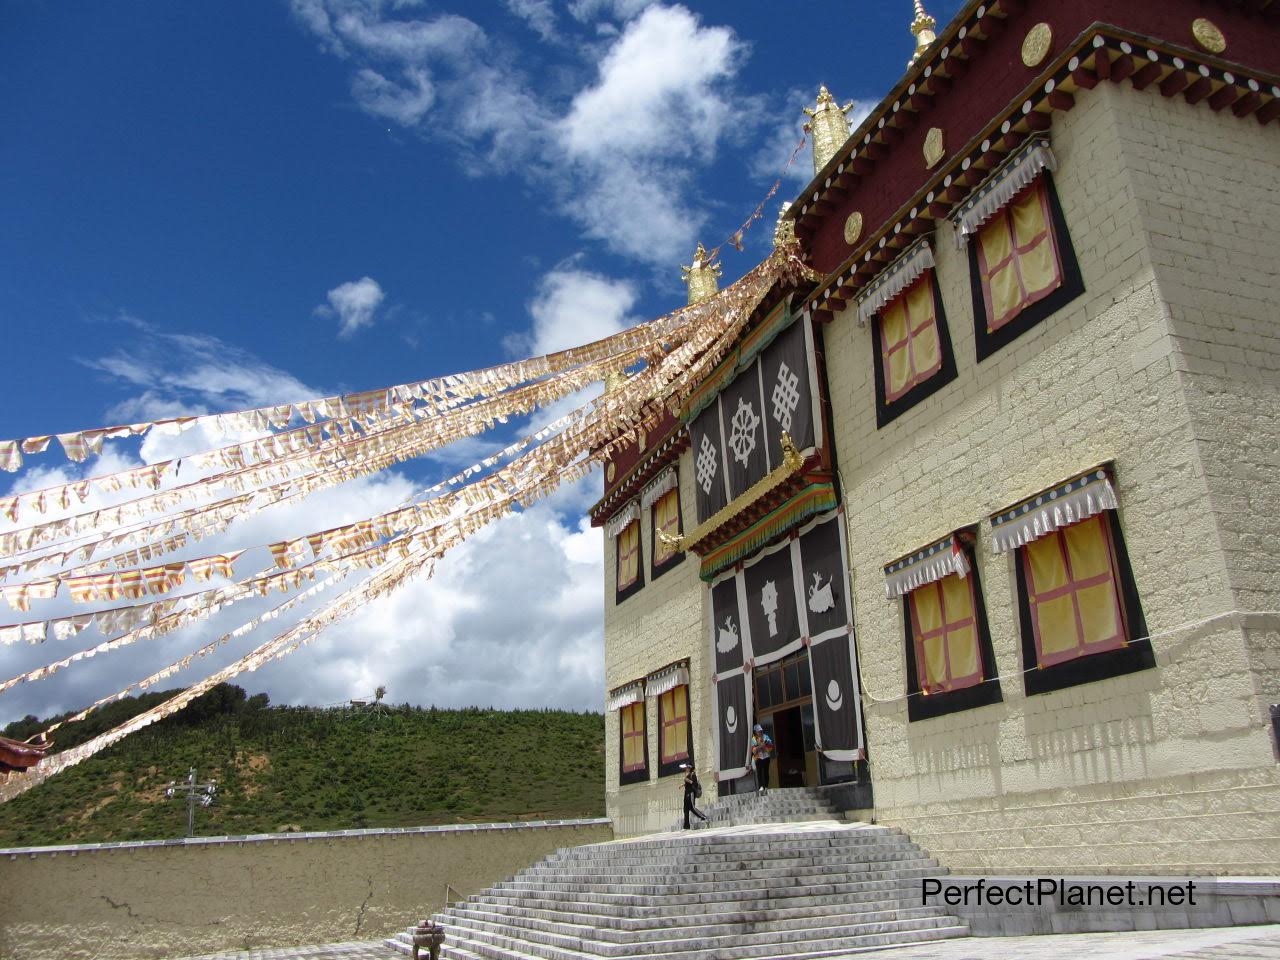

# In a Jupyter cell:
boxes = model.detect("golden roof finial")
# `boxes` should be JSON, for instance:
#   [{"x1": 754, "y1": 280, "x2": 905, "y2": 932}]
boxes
[
  {"x1": 802, "y1": 85, "x2": 855, "y2": 174},
  {"x1": 909, "y1": 0, "x2": 938, "y2": 65},
  {"x1": 773, "y1": 202, "x2": 797, "y2": 249},
  {"x1": 681, "y1": 242, "x2": 722, "y2": 305}
]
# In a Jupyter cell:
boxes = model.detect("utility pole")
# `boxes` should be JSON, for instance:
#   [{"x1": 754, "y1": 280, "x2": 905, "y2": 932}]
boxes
[{"x1": 165, "y1": 767, "x2": 217, "y2": 838}]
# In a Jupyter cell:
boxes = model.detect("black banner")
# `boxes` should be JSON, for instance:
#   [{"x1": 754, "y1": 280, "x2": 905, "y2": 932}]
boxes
[
  {"x1": 711, "y1": 575, "x2": 745, "y2": 675},
  {"x1": 715, "y1": 671, "x2": 750, "y2": 776},
  {"x1": 721, "y1": 367, "x2": 769, "y2": 500},
  {"x1": 808, "y1": 632, "x2": 861, "y2": 757},
  {"x1": 797, "y1": 515, "x2": 848, "y2": 639},
  {"x1": 689, "y1": 402, "x2": 727, "y2": 524},
  {"x1": 743, "y1": 543, "x2": 800, "y2": 663},
  {"x1": 760, "y1": 319, "x2": 815, "y2": 462}
]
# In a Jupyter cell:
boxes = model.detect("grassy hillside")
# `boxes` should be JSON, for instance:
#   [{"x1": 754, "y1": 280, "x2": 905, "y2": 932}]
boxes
[{"x1": 0, "y1": 685, "x2": 605, "y2": 847}]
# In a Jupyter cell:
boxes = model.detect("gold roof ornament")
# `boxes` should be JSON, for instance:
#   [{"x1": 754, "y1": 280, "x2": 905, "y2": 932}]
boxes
[
  {"x1": 909, "y1": 0, "x2": 938, "y2": 66},
  {"x1": 803, "y1": 86, "x2": 855, "y2": 174},
  {"x1": 681, "y1": 242, "x2": 722, "y2": 305},
  {"x1": 773, "y1": 202, "x2": 797, "y2": 249}
]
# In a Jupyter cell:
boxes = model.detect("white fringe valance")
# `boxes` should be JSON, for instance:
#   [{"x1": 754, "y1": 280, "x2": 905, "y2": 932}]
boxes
[
  {"x1": 645, "y1": 661, "x2": 690, "y2": 697},
  {"x1": 883, "y1": 534, "x2": 971, "y2": 600},
  {"x1": 606, "y1": 681, "x2": 644, "y2": 712},
  {"x1": 952, "y1": 138, "x2": 1057, "y2": 247},
  {"x1": 991, "y1": 468, "x2": 1118, "y2": 555},
  {"x1": 603, "y1": 500, "x2": 641, "y2": 539},
  {"x1": 856, "y1": 239, "x2": 935, "y2": 327},
  {"x1": 639, "y1": 467, "x2": 678, "y2": 512}
]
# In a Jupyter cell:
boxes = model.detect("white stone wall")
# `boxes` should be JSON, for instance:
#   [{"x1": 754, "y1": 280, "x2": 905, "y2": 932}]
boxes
[
  {"x1": 825, "y1": 82, "x2": 1280, "y2": 874},
  {"x1": 602, "y1": 461, "x2": 715, "y2": 836}
]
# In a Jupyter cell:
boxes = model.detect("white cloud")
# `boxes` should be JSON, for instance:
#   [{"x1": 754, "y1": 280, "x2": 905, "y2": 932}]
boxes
[
  {"x1": 505, "y1": 0, "x2": 557, "y2": 42},
  {"x1": 351, "y1": 66, "x2": 435, "y2": 124},
  {"x1": 525, "y1": 267, "x2": 636, "y2": 356},
  {"x1": 567, "y1": 0, "x2": 655, "y2": 23},
  {"x1": 318, "y1": 276, "x2": 385, "y2": 338}
]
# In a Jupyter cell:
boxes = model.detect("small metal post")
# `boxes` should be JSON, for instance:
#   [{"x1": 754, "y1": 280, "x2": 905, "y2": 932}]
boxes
[{"x1": 165, "y1": 766, "x2": 217, "y2": 838}]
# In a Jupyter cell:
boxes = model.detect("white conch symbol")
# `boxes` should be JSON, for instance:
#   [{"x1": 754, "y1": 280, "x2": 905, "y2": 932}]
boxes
[
  {"x1": 825, "y1": 678, "x2": 843, "y2": 712},
  {"x1": 761, "y1": 580, "x2": 779, "y2": 635},
  {"x1": 717, "y1": 616, "x2": 740, "y2": 654},
  {"x1": 808, "y1": 572, "x2": 834, "y2": 614},
  {"x1": 725, "y1": 705, "x2": 739, "y2": 734}
]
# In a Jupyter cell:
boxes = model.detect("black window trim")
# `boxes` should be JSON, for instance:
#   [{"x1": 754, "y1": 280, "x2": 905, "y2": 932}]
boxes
[
  {"x1": 615, "y1": 518, "x2": 645, "y2": 604},
  {"x1": 618, "y1": 700, "x2": 650, "y2": 785},
  {"x1": 870, "y1": 267, "x2": 960, "y2": 429},
  {"x1": 649, "y1": 472, "x2": 686, "y2": 581},
  {"x1": 655, "y1": 683, "x2": 694, "y2": 778},
  {"x1": 968, "y1": 169, "x2": 1085, "y2": 363},
  {"x1": 902, "y1": 532, "x2": 1004, "y2": 722},
  {"x1": 1014, "y1": 508, "x2": 1154, "y2": 697}
]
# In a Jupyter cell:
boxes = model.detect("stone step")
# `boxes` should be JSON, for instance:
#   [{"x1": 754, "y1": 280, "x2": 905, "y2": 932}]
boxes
[
  {"x1": 396, "y1": 923, "x2": 971, "y2": 960},
  {"x1": 439, "y1": 891, "x2": 940, "y2": 933},
  {"x1": 556, "y1": 825, "x2": 903, "y2": 861},
  {"x1": 431, "y1": 901, "x2": 959, "y2": 944},
  {"x1": 525, "y1": 845, "x2": 931, "y2": 877}
]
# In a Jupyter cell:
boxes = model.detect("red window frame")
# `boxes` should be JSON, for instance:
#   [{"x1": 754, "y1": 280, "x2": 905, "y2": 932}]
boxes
[
  {"x1": 976, "y1": 178, "x2": 1064, "y2": 333},
  {"x1": 1021, "y1": 515, "x2": 1128, "y2": 668},
  {"x1": 907, "y1": 574, "x2": 984, "y2": 694},
  {"x1": 658, "y1": 685, "x2": 690, "y2": 766},
  {"x1": 620, "y1": 701, "x2": 647, "y2": 774},
  {"x1": 879, "y1": 273, "x2": 944, "y2": 404},
  {"x1": 616, "y1": 519, "x2": 640, "y2": 591}
]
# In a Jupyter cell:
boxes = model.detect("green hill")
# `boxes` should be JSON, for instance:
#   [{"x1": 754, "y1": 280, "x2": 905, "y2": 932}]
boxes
[{"x1": 0, "y1": 684, "x2": 605, "y2": 847}]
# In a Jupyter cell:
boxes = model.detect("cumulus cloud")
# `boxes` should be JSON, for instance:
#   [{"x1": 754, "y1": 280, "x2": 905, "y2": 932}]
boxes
[
  {"x1": 318, "y1": 276, "x2": 385, "y2": 338},
  {"x1": 288, "y1": 2, "x2": 749, "y2": 267}
]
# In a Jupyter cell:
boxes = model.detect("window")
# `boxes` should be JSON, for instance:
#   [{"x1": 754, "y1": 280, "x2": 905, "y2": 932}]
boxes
[
  {"x1": 615, "y1": 519, "x2": 643, "y2": 602},
  {"x1": 900, "y1": 538, "x2": 1002, "y2": 722},
  {"x1": 871, "y1": 272, "x2": 957, "y2": 428},
  {"x1": 651, "y1": 487, "x2": 683, "y2": 575},
  {"x1": 657, "y1": 685, "x2": 691, "y2": 774},
  {"x1": 1010, "y1": 501, "x2": 1153, "y2": 697},
  {"x1": 968, "y1": 172, "x2": 1084, "y2": 362},
  {"x1": 619, "y1": 701, "x2": 648, "y2": 784}
]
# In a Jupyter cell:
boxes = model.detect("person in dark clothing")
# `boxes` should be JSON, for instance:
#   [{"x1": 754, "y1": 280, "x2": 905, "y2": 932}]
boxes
[
  {"x1": 681, "y1": 763, "x2": 708, "y2": 829},
  {"x1": 750, "y1": 724, "x2": 774, "y2": 793}
]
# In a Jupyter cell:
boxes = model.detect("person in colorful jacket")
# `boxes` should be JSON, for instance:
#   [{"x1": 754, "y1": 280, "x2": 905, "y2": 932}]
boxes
[{"x1": 750, "y1": 724, "x2": 774, "y2": 793}]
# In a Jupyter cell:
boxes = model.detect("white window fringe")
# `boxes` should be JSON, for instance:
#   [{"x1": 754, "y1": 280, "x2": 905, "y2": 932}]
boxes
[
  {"x1": 856, "y1": 240, "x2": 936, "y2": 327},
  {"x1": 953, "y1": 139, "x2": 1057, "y2": 247}
]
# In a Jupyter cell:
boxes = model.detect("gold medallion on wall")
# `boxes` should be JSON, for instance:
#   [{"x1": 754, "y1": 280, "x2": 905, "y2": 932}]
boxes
[
  {"x1": 843, "y1": 211, "x2": 864, "y2": 247},
  {"x1": 1021, "y1": 23, "x2": 1053, "y2": 68},
  {"x1": 1191, "y1": 18, "x2": 1226, "y2": 54},
  {"x1": 637, "y1": 428, "x2": 647, "y2": 450},
  {"x1": 606, "y1": 462, "x2": 616, "y2": 483},
  {"x1": 923, "y1": 127, "x2": 945, "y2": 169}
]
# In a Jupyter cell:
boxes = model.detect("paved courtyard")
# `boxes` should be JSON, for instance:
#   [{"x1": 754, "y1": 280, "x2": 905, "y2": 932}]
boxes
[{"x1": 178, "y1": 924, "x2": 1280, "y2": 960}]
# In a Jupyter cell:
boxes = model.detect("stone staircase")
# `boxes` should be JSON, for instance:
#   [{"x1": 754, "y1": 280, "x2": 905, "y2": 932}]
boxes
[
  {"x1": 385, "y1": 814, "x2": 969, "y2": 960},
  {"x1": 672, "y1": 786, "x2": 842, "y2": 830}
]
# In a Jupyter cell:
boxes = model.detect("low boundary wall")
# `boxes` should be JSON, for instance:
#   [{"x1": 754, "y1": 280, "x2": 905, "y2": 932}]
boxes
[{"x1": 0, "y1": 818, "x2": 613, "y2": 960}]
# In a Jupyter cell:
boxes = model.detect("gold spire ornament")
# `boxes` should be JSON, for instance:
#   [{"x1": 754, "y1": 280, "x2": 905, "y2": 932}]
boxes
[
  {"x1": 682, "y1": 242, "x2": 722, "y2": 305},
  {"x1": 909, "y1": 0, "x2": 938, "y2": 65},
  {"x1": 802, "y1": 86, "x2": 855, "y2": 174}
]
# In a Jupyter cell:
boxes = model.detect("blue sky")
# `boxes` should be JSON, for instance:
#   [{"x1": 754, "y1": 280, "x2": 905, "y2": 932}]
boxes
[{"x1": 0, "y1": 1, "x2": 963, "y2": 724}]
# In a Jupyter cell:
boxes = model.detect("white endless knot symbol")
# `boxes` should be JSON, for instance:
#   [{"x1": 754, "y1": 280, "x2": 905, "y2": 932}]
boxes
[
  {"x1": 772, "y1": 363, "x2": 801, "y2": 432},
  {"x1": 696, "y1": 434, "x2": 719, "y2": 495},
  {"x1": 728, "y1": 397, "x2": 760, "y2": 466}
]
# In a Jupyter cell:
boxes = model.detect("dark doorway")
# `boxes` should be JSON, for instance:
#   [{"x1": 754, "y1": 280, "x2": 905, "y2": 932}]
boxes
[{"x1": 771, "y1": 706, "x2": 806, "y2": 787}]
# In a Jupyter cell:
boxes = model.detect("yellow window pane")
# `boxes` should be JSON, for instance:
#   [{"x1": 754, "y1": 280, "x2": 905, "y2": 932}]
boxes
[
  {"x1": 940, "y1": 574, "x2": 974, "y2": 624},
  {"x1": 905, "y1": 277, "x2": 933, "y2": 321},
  {"x1": 1077, "y1": 581, "x2": 1121, "y2": 647},
  {"x1": 1025, "y1": 535, "x2": 1068, "y2": 593},
  {"x1": 1064, "y1": 516, "x2": 1111, "y2": 580},
  {"x1": 673, "y1": 685, "x2": 688, "y2": 718},
  {"x1": 1017, "y1": 233, "x2": 1061, "y2": 299},
  {"x1": 654, "y1": 492, "x2": 678, "y2": 564},
  {"x1": 922, "y1": 634, "x2": 947, "y2": 688},
  {"x1": 1036, "y1": 594, "x2": 1079, "y2": 656},
  {"x1": 946, "y1": 625, "x2": 980, "y2": 680},
  {"x1": 912, "y1": 319, "x2": 941, "y2": 375},
  {"x1": 912, "y1": 584, "x2": 943, "y2": 635},
  {"x1": 978, "y1": 214, "x2": 1012, "y2": 270},
  {"x1": 887, "y1": 343, "x2": 914, "y2": 397},
  {"x1": 881, "y1": 300, "x2": 909, "y2": 349},
  {"x1": 1011, "y1": 186, "x2": 1050, "y2": 246},
  {"x1": 988, "y1": 261, "x2": 1023, "y2": 327},
  {"x1": 624, "y1": 737, "x2": 642, "y2": 768},
  {"x1": 619, "y1": 522, "x2": 639, "y2": 585}
]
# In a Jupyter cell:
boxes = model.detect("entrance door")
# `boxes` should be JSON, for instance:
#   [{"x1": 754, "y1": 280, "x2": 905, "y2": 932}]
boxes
[
  {"x1": 771, "y1": 706, "x2": 806, "y2": 787},
  {"x1": 753, "y1": 649, "x2": 817, "y2": 789}
]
